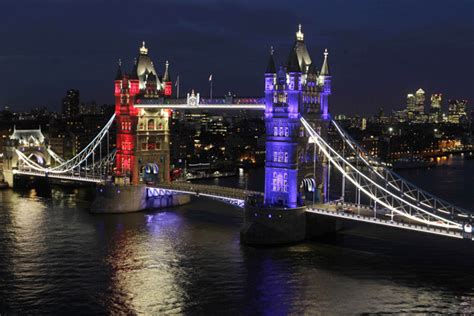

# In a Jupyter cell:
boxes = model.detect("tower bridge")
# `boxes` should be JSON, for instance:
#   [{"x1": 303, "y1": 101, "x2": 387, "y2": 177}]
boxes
[{"x1": 3, "y1": 25, "x2": 473, "y2": 245}]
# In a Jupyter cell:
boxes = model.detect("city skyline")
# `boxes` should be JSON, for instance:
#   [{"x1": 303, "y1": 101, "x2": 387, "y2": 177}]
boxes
[{"x1": 1, "y1": 0, "x2": 473, "y2": 114}]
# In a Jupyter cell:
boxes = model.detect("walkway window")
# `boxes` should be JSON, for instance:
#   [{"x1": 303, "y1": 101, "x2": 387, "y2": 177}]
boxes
[{"x1": 148, "y1": 119, "x2": 155, "y2": 130}]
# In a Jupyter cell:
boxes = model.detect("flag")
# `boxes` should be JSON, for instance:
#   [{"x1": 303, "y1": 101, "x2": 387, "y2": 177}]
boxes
[
  {"x1": 175, "y1": 75, "x2": 179, "y2": 87},
  {"x1": 209, "y1": 74, "x2": 213, "y2": 81}
]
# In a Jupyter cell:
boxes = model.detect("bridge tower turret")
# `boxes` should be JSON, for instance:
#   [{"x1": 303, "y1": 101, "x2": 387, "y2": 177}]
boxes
[
  {"x1": 319, "y1": 49, "x2": 331, "y2": 119},
  {"x1": 263, "y1": 47, "x2": 302, "y2": 208},
  {"x1": 163, "y1": 60, "x2": 172, "y2": 97},
  {"x1": 114, "y1": 59, "x2": 140, "y2": 184},
  {"x1": 264, "y1": 46, "x2": 276, "y2": 109}
]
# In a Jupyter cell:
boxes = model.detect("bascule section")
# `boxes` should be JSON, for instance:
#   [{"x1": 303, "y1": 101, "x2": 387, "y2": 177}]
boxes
[
  {"x1": 242, "y1": 25, "x2": 332, "y2": 245},
  {"x1": 114, "y1": 42, "x2": 173, "y2": 185}
]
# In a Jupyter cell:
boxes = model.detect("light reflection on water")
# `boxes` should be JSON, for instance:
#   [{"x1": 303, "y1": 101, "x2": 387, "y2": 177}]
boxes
[{"x1": 0, "y1": 158, "x2": 474, "y2": 314}]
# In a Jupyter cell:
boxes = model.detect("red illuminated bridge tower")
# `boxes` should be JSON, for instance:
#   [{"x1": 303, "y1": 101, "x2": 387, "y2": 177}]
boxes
[{"x1": 114, "y1": 42, "x2": 173, "y2": 185}]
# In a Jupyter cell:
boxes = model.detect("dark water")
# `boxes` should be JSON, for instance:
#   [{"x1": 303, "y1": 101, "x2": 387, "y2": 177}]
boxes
[{"x1": 1, "y1": 156, "x2": 474, "y2": 314}]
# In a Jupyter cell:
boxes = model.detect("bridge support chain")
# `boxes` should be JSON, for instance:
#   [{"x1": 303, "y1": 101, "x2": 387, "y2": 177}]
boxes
[{"x1": 240, "y1": 205, "x2": 306, "y2": 245}]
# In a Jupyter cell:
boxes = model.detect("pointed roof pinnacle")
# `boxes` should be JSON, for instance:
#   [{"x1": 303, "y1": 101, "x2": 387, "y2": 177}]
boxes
[
  {"x1": 320, "y1": 48, "x2": 330, "y2": 76},
  {"x1": 140, "y1": 41, "x2": 148, "y2": 55},
  {"x1": 287, "y1": 47, "x2": 301, "y2": 73},
  {"x1": 130, "y1": 58, "x2": 139, "y2": 79},
  {"x1": 115, "y1": 59, "x2": 123, "y2": 80},
  {"x1": 296, "y1": 24, "x2": 304, "y2": 41},
  {"x1": 163, "y1": 60, "x2": 171, "y2": 82},
  {"x1": 266, "y1": 46, "x2": 276, "y2": 74}
]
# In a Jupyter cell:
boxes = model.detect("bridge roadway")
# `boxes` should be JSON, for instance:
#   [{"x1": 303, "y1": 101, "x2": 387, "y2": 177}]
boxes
[
  {"x1": 149, "y1": 182, "x2": 466, "y2": 240},
  {"x1": 307, "y1": 202, "x2": 465, "y2": 240},
  {"x1": 13, "y1": 169, "x2": 105, "y2": 184}
]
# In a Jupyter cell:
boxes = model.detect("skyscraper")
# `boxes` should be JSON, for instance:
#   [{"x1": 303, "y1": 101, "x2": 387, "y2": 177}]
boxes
[
  {"x1": 429, "y1": 93, "x2": 442, "y2": 123},
  {"x1": 406, "y1": 93, "x2": 416, "y2": 119},
  {"x1": 62, "y1": 89, "x2": 80, "y2": 118},
  {"x1": 448, "y1": 99, "x2": 468, "y2": 124},
  {"x1": 415, "y1": 88, "x2": 425, "y2": 114},
  {"x1": 430, "y1": 93, "x2": 442, "y2": 111}
]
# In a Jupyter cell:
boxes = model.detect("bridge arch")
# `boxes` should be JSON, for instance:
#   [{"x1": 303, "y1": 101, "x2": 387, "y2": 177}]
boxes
[{"x1": 299, "y1": 173, "x2": 321, "y2": 203}]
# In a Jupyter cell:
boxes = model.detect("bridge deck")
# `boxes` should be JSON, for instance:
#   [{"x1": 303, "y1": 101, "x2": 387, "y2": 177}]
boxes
[
  {"x1": 307, "y1": 203, "x2": 465, "y2": 240},
  {"x1": 13, "y1": 170, "x2": 105, "y2": 184}
]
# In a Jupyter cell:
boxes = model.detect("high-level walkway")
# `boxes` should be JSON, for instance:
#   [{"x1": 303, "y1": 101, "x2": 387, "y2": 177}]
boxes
[{"x1": 147, "y1": 182, "x2": 263, "y2": 208}]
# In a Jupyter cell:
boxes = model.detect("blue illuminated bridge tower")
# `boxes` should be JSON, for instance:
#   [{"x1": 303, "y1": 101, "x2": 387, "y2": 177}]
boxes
[{"x1": 241, "y1": 25, "x2": 332, "y2": 245}]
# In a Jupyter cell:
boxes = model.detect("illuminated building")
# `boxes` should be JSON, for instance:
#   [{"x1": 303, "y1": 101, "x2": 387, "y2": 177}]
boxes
[
  {"x1": 406, "y1": 93, "x2": 416, "y2": 119},
  {"x1": 429, "y1": 93, "x2": 442, "y2": 123},
  {"x1": 430, "y1": 93, "x2": 442, "y2": 110},
  {"x1": 448, "y1": 99, "x2": 468, "y2": 124},
  {"x1": 361, "y1": 117, "x2": 367, "y2": 130},
  {"x1": 415, "y1": 88, "x2": 425, "y2": 114},
  {"x1": 263, "y1": 25, "x2": 331, "y2": 208},
  {"x1": 62, "y1": 89, "x2": 80, "y2": 118},
  {"x1": 114, "y1": 42, "x2": 173, "y2": 184}
]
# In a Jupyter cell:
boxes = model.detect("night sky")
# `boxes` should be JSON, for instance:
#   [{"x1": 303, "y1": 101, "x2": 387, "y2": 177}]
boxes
[{"x1": 1, "y1": 0, "x2": 473, "y2": 114}]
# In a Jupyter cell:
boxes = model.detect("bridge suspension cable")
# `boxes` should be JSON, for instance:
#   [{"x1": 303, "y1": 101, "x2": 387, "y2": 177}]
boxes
[
  {"x1": 301, "y1": 117, "x2": 464, "y2": 230},
  {"x1": 331, "y1": 120, "x2": 470, "y2": 217},
  {"x1": 15, "y1": 114, "x2": 115, "y2": 175}
]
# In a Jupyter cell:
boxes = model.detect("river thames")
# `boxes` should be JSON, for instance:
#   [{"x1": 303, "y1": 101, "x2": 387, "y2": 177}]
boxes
[{"x1": 1, "y1": 156, "x2": 474, "y2": 314}]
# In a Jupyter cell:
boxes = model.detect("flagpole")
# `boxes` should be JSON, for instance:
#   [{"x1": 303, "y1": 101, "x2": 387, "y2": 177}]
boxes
[
  {"x1": 210, "y1": 80, "x2": 213, "y2": 100},
  {"x1": 176, "y1": 75, "x2": 180, "y2": 99},
  {"x1": 209, "y1": 74, "x2": 213, "y2": 100}
]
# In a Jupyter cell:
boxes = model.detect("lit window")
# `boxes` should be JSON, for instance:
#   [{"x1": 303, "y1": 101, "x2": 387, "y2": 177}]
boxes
[
  {"x1": 274, "y1": 126, "x2": 278, "y2": 136},
  {"x1": 284, "y1": 152, "x2": 288, "y2": 163},
  {"x1": 285, "y1": 127, "x2": 289, "y2": 137},
  {"x1": 279, "y1": 127, "x2": 283, "y2": 136}
]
